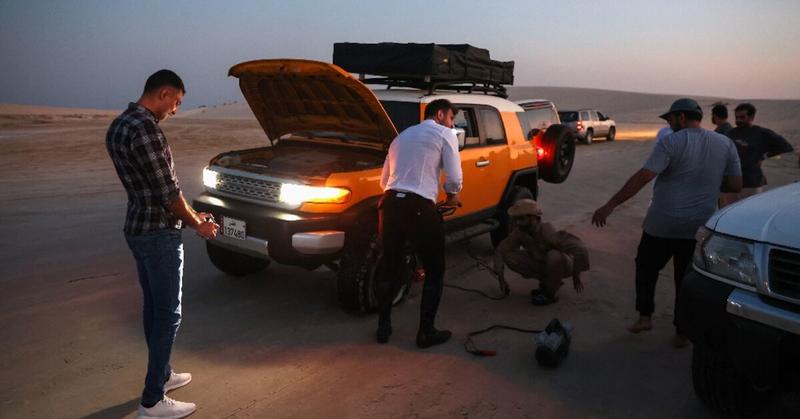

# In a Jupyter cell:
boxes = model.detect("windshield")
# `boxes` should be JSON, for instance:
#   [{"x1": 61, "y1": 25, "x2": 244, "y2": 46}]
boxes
[
  {"x1": 559, "y1": 111, "x2": 578, "y2": 122},
  {"x1": 380, "y1": 101, "x2": 419, "y2": 133}
]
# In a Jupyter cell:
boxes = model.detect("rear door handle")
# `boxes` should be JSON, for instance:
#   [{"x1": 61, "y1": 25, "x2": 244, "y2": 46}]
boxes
[{"x1": 476, "y1": 160, "x2": 491, "y2": 167}]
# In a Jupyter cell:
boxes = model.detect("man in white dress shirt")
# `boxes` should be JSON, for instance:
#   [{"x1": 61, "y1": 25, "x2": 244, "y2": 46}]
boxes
[{"x1": 377, "y1": 98, "x2": 463, "y2": 348}]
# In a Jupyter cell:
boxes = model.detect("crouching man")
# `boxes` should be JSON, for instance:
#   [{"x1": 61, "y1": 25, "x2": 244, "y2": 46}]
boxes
[{"x1": 493, "y1": 199, "x2": 590, "y2": 305}]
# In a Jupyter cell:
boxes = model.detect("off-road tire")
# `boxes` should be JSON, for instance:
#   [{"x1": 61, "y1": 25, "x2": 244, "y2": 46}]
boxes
[
  {"x1": 490, "y1": 185, "x2": 534, "y2": 247},
  {"x1": 583, "y1": 129, "x2": 593, "y2": 145},
  {"x1": 692, "y1": 343, "x2": 766, "y2": 417},
  {"x1": 337, "y1": 211, "x2": 414, "y2": 313},
  {"x1": 607, "y1": 127, "x2": 616, "y2": 141},
  {"x1": 538, "y1": 124, "x2": 576, "y2": 184},
  {"x1": 206, "y1": 241, "x2": 269, "y2": 276}
]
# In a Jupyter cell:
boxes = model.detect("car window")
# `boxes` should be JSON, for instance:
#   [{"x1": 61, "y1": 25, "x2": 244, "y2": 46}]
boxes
[
  {"x1": 590, "y1": 111, "x2": 599, "y2": 121},
  {"x1": 380, "y1": 100, "x2": 419, "y2": 133},
  {"x1": 479, "y1": 107, "x2": 506, "y2": 145},
  {"x1": 559, "y1": 111, "x2": 578, "y2": 122},
  {"x1": 520, "y1": 108, "x2": 556, "y2": 133},
  {"x1": 454, "y1": 107, "x2": 481, "y2": 148},
  {"x1": 580, "y1": 111, "x2": 590, "y2": 121},
  {"x1": 597, "y1": 112, "x2": 606, "y2": 120}
]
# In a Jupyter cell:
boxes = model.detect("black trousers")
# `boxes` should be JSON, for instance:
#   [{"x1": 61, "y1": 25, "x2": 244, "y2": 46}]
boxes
[
  {"x1": 378, "y1": 190, "x2": 445, "y2": 331},
  {"x1": 634, "y1": 231, "x2": 696, "y2": 331}
]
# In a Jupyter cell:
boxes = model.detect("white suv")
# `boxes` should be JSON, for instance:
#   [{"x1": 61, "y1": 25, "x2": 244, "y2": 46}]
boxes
[{"x1": 678, "y1": 182, "x2": 800, "y2": 417}]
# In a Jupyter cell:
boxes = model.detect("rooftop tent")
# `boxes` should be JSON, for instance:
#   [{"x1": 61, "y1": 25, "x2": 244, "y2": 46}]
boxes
[{"x1": 333, "y1": 42, "x2": 514, "y2": 96}]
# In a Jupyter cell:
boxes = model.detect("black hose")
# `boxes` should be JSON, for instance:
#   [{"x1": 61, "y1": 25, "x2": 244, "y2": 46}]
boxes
[
  {"x1": 464, "y1": 324, "x2": 543, "y2": 356},
  {"x1": 443, "y1": 240, "x2": 507, "y2": 300}
]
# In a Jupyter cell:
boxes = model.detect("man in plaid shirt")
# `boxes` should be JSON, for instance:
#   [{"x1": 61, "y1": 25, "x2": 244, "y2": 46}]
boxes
[{"x1": 106, "y1": 69, "x2": 218, "y2": 419}]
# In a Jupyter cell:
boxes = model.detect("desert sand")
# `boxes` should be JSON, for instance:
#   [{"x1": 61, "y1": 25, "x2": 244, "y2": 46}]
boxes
[{"x1": 1, "y1": 87, "x2": 798, "y2": 418}]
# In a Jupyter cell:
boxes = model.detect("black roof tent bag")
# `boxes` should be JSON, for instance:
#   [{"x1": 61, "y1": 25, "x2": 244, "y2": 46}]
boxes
[{"x1": 333, "y1": 43, "x2": 514, "y2": 85}]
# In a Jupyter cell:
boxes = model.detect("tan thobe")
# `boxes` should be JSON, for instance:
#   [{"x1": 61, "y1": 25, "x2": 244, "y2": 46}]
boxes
[{"x1": 493, "y1": 222, "x2": 590, "y2": 293}]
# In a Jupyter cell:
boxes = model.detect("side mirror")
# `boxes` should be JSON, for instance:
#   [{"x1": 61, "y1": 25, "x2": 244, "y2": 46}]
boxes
[
  {"x1": 455, "y1": 128, "x2": 466, "y2": 150},
  {"x1": 527, "y1": 128, "x2": 541, "y2": 141}
]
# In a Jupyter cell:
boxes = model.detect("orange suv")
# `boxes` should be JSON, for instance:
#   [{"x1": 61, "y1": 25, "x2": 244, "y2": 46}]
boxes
[{"x1": 194, "y1": 45, "x2": 575, "y2": 312}]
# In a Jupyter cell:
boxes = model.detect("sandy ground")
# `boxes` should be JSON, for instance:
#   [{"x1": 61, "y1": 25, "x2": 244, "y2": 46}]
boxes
[{"x1": 0, "y1": 90, "x2": 798, "y2": 418}]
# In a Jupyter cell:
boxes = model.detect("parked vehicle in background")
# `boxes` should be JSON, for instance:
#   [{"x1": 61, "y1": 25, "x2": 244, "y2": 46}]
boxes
[
  {"x1": 558, "y1": 109, "x2": 616, "y2": 144},
  {"x1": 678, "y1": 182, "x2": 800, "y2": 417}
]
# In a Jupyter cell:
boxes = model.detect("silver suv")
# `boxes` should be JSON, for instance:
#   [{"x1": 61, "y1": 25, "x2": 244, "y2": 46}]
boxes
[
  {"x1": 558, "y1": 109, "x2": 616, "y2": 144},
  {"x1": 678, "y1": 182, "x2": 800, "y2": 417}
]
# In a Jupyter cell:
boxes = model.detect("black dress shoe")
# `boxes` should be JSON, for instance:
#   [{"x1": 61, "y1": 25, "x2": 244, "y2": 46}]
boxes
[
  {"x1": 376, "y1": 323, "x2": 392, "y2": 344},
  {"x1": 416, "y1": 328, "x2": 452, "y2": 348}
]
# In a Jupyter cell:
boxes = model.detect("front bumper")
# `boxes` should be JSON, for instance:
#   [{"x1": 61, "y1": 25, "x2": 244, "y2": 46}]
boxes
[
  {"x1": 678, "y1": 267, "x2": 800, "y2": 388},
  {"x1": 193, "y1": 192, "x2": 345, "y2": 266}
]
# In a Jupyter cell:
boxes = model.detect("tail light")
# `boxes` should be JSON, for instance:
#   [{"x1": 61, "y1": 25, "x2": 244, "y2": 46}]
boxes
[
  {"x1": 576, "y1": 121, "x2": 583, "y2": 131},
  {"x1": 533, "y1": 137, "x2": 547, "y2": 159}
]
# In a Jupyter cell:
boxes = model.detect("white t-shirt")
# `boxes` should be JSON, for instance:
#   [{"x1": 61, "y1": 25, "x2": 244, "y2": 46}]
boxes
[{"x1": 642, "y1": 128, "x2": 741, "y2": 239}]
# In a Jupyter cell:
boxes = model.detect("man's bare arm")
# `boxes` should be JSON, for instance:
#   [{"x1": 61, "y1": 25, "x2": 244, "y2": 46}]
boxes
[
  {"x1": 592, "y1": 168, "x2": 657, "y2": 227},
  {"x1": 167, "y1": 194, "x2": 218, "y2": 239},
  {"x1": 721, "y1": 175, "x2": 743, "y2": 193}
]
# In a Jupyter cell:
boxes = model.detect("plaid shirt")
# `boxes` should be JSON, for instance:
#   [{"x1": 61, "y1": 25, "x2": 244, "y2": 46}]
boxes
[{"x1": 106, "y1": 103, "x2": 182, "y2": 235}]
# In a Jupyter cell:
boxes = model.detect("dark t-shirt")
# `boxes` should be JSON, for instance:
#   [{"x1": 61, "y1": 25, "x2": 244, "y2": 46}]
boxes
[
  {"x1": 714, "y1": 122, "x2": 733, "y2": 135},
  {"x1": 726, "y1": 125, "x2": 793, "y2": 188}
]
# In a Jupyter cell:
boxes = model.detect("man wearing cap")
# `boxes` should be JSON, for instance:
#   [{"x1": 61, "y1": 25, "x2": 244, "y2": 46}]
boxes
[
  {"x1": 493, "y1": 199, "x2": 590, "y2": 306},
  {"x1": 719, "y1": 102, "x2": 794, "y2": 207},
  {"x1": 592, "y1": 98, "x2": 742, "y2": 348}
]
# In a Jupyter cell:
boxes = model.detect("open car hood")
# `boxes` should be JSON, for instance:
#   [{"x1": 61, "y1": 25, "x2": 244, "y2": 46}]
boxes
[{"x1": 229, "y1": 59, "x2": 398, "y2": 147}]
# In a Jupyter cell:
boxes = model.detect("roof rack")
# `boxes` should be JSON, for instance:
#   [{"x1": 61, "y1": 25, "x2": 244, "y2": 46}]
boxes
[{"x1": 359, "y1": 76, "x2": 508, "y2": 98}]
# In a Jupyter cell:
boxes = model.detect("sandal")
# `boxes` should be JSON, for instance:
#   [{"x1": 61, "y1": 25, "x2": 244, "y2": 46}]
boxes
[
  {"x1": 530, "y1": 293, "x2": 559, "y2": 306},
  {"x1": 530, "y1": 288, "x2": 545, "y2": 297}
]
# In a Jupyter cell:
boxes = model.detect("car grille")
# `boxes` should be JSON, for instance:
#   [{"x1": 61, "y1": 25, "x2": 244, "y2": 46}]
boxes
[
  {"x1": 217, "y1": 172, "x2": 281, "y2": 203},
  {"x1": 769, "y1": 248, "x2": 800, "y2": 300}
]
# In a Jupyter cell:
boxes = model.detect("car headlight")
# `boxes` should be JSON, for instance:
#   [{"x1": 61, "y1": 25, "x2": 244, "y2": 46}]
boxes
[
  {"x1": 279, "y1": 183, "x2": 351, "y2": 205},
  {"x1": 203, "y1": 167, "x2": 219, "y2": 189},
  {"x1": 693, "y1": 227, "x2": 758, "y2": 286}
]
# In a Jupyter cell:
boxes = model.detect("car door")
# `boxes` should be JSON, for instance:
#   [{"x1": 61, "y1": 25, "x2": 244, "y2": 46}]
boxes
[
  {"x1": 597, "y1": 111, "x2": 610, "y2": 135},
  {"x1": 591, "y1": 111, "x2": 607, "y2": 136},
  {"x1": 447, "y1": 105, "x2": 509, "y2": 218}
]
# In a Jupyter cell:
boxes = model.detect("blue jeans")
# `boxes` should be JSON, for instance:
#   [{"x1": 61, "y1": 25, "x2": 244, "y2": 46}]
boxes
[{"x1": 125, "y1": 229, "x2": 184, "y2": 406}]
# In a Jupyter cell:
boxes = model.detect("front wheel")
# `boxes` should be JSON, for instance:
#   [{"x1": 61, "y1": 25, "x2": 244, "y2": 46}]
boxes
[
  {"x1": 607, "y1": 126, "x2": 616, "y2": 141},
  {"x1": 337, "y1": 211, "x2": 414, "y2": 313},
  {"x1": 206, "y1": 242, "x2": 269, "y2": 276},
  {"x1": 691, "y1": 344, "x2": 766, "y2": 417}
]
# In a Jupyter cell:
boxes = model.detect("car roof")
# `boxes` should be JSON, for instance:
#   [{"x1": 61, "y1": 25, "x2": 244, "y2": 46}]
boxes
[{"x1": 374, "y1": 88, "x2": 524, "y2": 112}]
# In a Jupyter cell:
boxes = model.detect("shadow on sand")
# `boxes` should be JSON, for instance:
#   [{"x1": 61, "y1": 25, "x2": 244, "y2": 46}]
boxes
[{"x1": 80, "y1": 397, "x2": 139, "y2": 419}]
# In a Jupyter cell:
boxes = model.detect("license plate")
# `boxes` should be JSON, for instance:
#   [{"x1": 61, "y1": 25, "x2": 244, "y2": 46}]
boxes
[{"x1": 223, "y1": 217, "x2": 246, "y2": 240}]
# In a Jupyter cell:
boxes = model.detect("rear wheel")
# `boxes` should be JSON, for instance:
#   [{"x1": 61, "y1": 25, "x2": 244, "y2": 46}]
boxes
[
  {"x1": 206, "y1": 242, "x2": 269, "y2": 276},
  {"x1": 692, "y1": 343, "x2": 766, "y2": 417},
  {"x1": 607, "y1": 126, "x2": 616, "y2": 141},
  {"x1": 538, "y1": 124, "x2": 576, "y2": 184},
  {"x1": 583, "y1": 129, "x2": 593, "y2": 145},
  {"x1": 337, "y1": 211, "x2": 414, "y2": 313},
  {"x1": 491, "y1": 185, "x2": 533, "y2": 247}
]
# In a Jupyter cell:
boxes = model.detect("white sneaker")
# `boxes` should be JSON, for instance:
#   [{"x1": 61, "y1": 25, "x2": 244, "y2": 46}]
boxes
[
  {"x1": 164, "y1": 371, "x2": 192, "y2": 392},
  {"x1": 136, "y1": 396, "x2": 196, "y2": 419}
]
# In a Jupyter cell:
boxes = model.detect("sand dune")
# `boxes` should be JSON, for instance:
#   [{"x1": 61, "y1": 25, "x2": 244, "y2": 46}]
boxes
[{"x1": 3, "y1": 85, "x2": 798, "y2": 144}]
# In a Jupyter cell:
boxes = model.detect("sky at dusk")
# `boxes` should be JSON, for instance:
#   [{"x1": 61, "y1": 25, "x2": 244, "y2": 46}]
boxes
[{"x1": 1, "y1": 0, "x2": 799, "y2": 109}]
